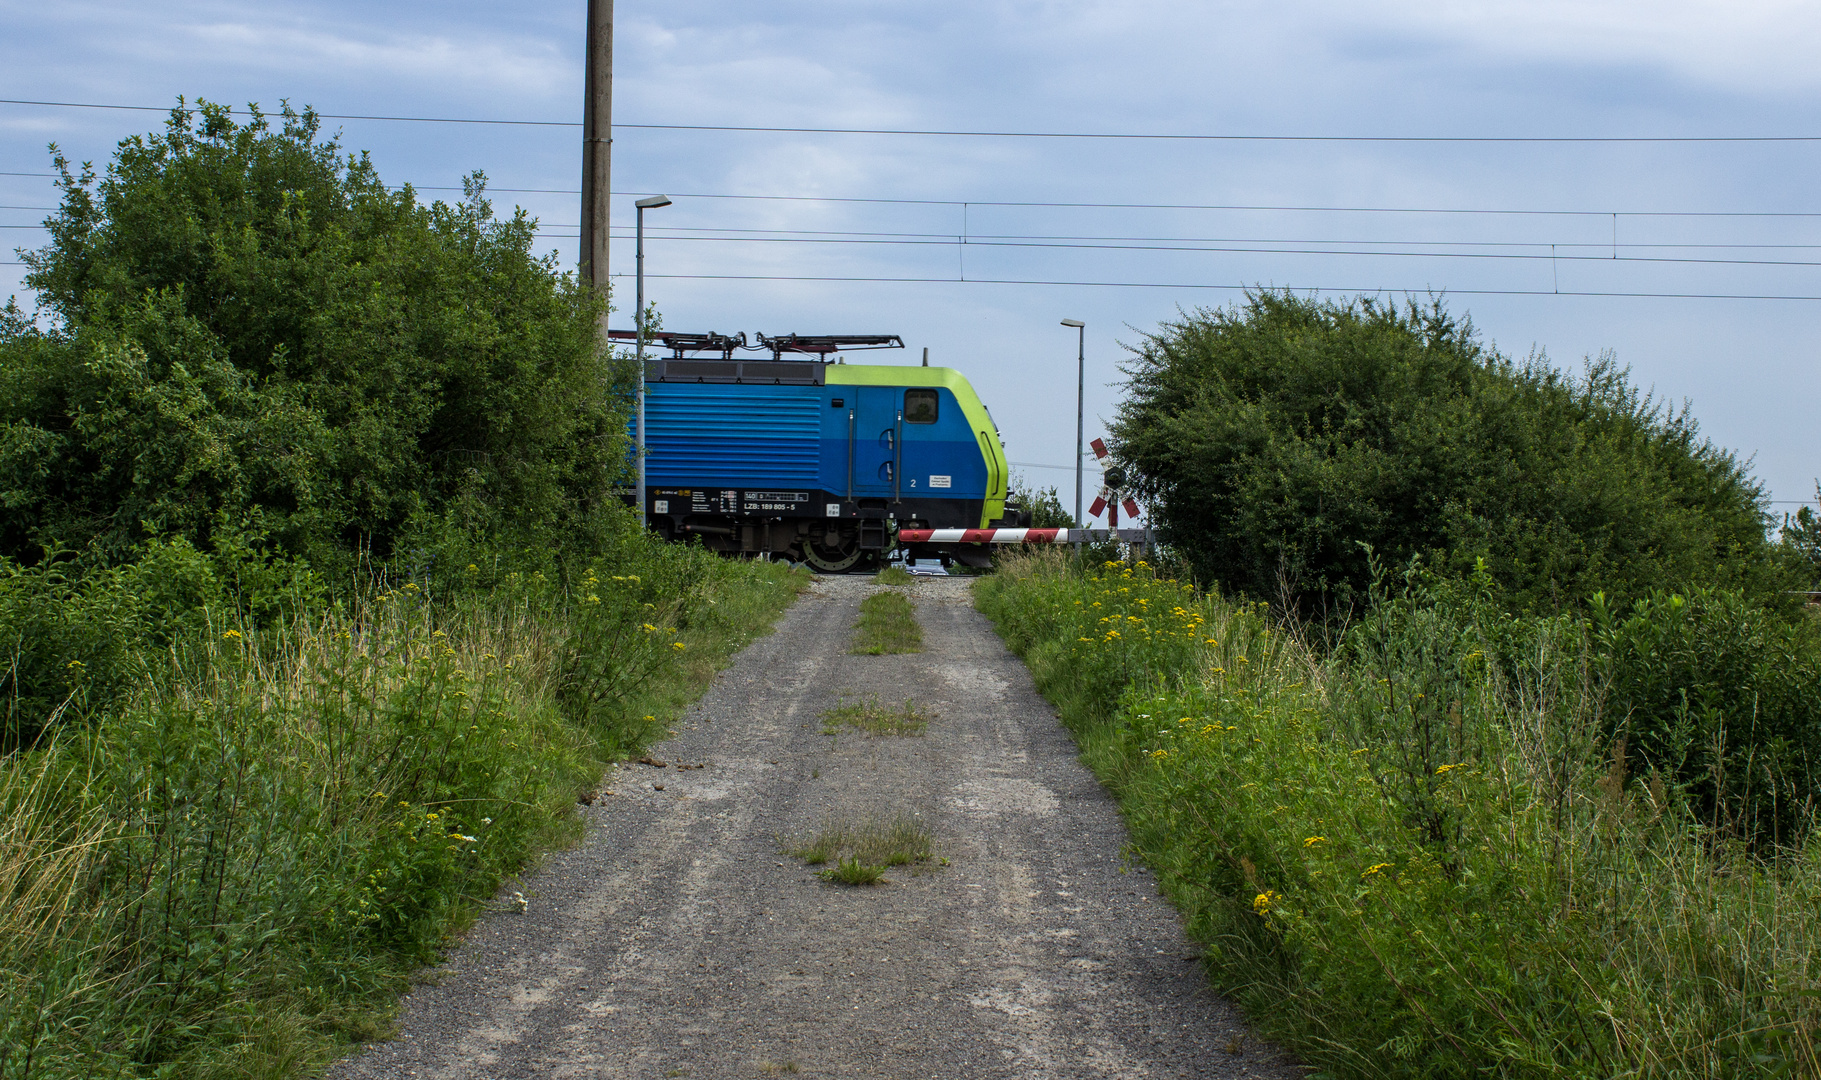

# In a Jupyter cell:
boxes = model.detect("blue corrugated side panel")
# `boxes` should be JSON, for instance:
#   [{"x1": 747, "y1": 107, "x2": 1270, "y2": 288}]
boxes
[{"x1": 646, "y1": 384, "x2": 823, "y2": 486}]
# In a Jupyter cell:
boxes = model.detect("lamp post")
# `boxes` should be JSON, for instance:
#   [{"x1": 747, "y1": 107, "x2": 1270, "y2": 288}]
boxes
[
  {"x1": 634, "y1": 194, "x2": 672, "y2": 530},
  {"x1": 1060, "y1": 319, "x2": 1086, "y2": 527}
]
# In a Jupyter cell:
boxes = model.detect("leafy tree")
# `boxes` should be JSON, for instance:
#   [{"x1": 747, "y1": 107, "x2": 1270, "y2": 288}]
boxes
[
  {"x1": 1112, "y1": 292, "x2": 1777, "y2": 612},
  {"x1": 1778, "y1": 485, "x2": 1821, "y2": 587},
  {"x1": 1008, "y1": 476, "x2": 1074, "y2": 528},
  {"x1": 2, "y1": 100, "x2": 627, "y2": 571}
]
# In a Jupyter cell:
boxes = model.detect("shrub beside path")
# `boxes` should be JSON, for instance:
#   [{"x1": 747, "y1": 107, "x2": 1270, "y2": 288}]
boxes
[{"x1": 330, "y1": 574, "x2": 1298, "y2": 1079}]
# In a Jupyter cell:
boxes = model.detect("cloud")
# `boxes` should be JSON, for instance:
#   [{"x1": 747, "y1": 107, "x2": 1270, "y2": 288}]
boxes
[
  {"x1": 1338, "y1": 0, "x2": 1821, "y2": 95},
  {"x1": 179, "y1": 20, "x2": 572, "y2": 100}
]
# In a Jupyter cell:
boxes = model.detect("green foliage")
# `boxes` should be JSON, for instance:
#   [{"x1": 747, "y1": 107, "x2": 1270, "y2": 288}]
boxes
[
  {"x1": 1592, "y1": 586, "x2": 1821, "y2": 846},
  {"x1": 3, "y1": 100, "x2": 626, "y2": 571},
  {"x1": 1008, "y1": 476, "x2": 1074, "y2": 528},
  {"x1": 0, "y1": 520, "x2": 321, "y2": 750},
  {"x1": 1112, "y1": 292, "x2": 1777, "y2": 613},
  {"x1": 0, "y1": 545, "x2": 803, "y2": 1077},
  {"x1": 977, "y1": 552, "x2": 1821, "y2": 1079},
  {"x1": 1778, "y1": 487, "x2": 1821, "y2": 587}
]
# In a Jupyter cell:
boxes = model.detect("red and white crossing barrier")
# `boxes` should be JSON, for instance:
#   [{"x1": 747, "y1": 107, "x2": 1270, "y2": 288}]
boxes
[{"x1": 896, "y1": 528, "x2": 1150, "y2": 544}]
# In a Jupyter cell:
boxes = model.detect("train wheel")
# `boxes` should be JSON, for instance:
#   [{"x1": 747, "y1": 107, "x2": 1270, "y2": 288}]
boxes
[{"x1": 801, "y1": 535, "x2": 863, "y2": 573}]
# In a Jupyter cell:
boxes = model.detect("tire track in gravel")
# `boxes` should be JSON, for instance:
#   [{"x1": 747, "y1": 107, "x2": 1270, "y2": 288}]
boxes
[{"x1": 330, "y1": 574, "x2": 1300, "y2": 1079}]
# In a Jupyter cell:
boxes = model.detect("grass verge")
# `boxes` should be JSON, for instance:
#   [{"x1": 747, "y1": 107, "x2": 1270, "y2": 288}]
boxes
[
  {"x1": 850, "y1": 591, "x2": 922, "y2": 655},
  {"x1": 974, "y1": 549, "x2": 1821, "y2": 1079},
  {"x1": 820, "y1": 696, "x2": 931, "y2": 736},
  {"x1": 0, "y1": 540, "x2": 807, "y2": 1078},
  {"x1": 786, "y1": 814, "x2": 934, "y2": 885}
]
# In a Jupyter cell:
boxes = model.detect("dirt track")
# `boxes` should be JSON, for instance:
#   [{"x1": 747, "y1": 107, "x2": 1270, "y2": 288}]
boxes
[{"x1": 330, "y1": 574, "x2": 1298, "y2": 1079}]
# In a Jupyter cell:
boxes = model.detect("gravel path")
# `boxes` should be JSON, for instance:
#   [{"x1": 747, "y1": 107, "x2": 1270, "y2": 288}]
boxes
[{"x1": 330, "y1": 574, "x2": 1300, "y2": 1079}]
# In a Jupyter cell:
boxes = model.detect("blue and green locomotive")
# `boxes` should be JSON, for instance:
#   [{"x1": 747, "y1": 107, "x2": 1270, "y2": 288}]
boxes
[{"x1": 619, "y1": 332, "x2": 1025, "y2": 571}]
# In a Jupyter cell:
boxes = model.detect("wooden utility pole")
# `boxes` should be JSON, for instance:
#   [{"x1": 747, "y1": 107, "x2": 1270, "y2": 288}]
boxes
[{"x1": 580, "y1": 0, "x2": 612, "y2": 311}]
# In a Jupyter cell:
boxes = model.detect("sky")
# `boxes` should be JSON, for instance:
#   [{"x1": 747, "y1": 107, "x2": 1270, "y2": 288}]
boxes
[{"x1": 3, "y1": 0, "x2": 1818, "y2": 519}]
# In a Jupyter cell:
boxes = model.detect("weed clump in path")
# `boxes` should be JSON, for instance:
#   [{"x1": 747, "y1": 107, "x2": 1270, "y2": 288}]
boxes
[
  {"x1": 874, "y1": 565, "x2": 915, "y2": 586},
  {"x1": 786, "y1": 814, "x2": 934, "y2": 885},
  {"x1": 820, "y1": 696, "x2": 931, "y2": 736},
  {"x1": 850, "y1": 591, "x2": 922, "y2": 654}
]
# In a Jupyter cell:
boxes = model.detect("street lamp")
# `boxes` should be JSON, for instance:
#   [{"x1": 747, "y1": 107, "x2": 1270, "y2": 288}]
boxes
[
  {"x1": 1060, "y1": 319, "x2": 1085, "y2": 528},
  {"x1": 634, "y1": 194, "x2": 672, "y2": 530}
]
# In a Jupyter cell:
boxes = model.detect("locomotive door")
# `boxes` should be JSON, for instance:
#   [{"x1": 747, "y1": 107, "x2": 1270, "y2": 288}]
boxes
[{"x1": 848, "y1": 386, "x2": 900, "y2": 500}]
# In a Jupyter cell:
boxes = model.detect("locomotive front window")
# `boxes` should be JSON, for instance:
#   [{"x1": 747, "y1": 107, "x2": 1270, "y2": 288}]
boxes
[{"x1": 904, "y1": 388, "x2": 939, "y2": 424}]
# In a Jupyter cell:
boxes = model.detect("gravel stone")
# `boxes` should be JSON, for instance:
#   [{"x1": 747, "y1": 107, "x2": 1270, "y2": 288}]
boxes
[{"x1": 329, "y1": 574, "x2": 1302, "y2": 1079}]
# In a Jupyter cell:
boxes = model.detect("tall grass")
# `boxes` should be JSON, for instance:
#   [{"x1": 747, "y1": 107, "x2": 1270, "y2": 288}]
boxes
[
  {"x1": 0, "y1": 544, "x2": 803, "y2": 1077},
  {"x1": 977, "y1": 550, "x2": 1821, "y2": 1078}
]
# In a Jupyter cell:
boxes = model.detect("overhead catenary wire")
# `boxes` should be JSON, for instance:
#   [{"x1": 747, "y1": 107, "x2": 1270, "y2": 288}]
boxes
[
  {"x1": 6, "y1": 260, "x2": 1815, "y2": 299},
  {"x1": 9, "y1": 218, "x2": 1817, "y2": 269},
  {"x1": 13, "y1": 215, "x2": 1820, "y2": 270},
  {"x1": 543, "y1": 230, "x2": 1821, "y2": 270},
  {"x1": 4, "y1": 103, "x2": 1818, "y2": 296},
  {"x1": 1011, "y1": 460, "x2": 1100, "y2": 473},
  {"x1": 570, "y1": 225, "x2": 1821, "y2": 250},
  {"x1": 424, "y1": 188, "x2": 1821, "y2": 221},
  {"x1": 8, "y1": 166, "x2": 1818, "y2": 221},
  {"x1": 4, "y1": 97, "x2": 1821, "y2": 144},
  {"x1": 604, "y1": 272, "x2": 1821, "y2": 302}
]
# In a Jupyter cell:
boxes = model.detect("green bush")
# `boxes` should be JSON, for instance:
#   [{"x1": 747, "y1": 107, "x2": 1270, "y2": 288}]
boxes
[
  {"x1": 3, "y1": 100, "x2": 627, "y2": 571},
  {"x1": 0, "y1": 521, "x2": 321, "y2": 750},
  {"x1": 976, "y1": 552, "x2": 1821, "y2": 1079},
  {"x1": 1111, "y1": 292, "x2": 1779, "y2": 614},
  {"x1": 1007, "y1": 476, "x2": 1074, "y2": 528},
  {"x1": 1592, "y1": 587, "x2": 1821, "y2": 846},
  {"x1": 1779, "y1": 488, "x2": 1821, "y2": 587}
]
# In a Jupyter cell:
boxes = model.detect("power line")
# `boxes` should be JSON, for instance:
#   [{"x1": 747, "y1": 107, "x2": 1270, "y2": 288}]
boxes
[
  {"x1": 1009, "y1": 461, "x2": 1094, "y2": 473},
  {"x1": 10, "y1": 258, "x2": 1812, "y2": 298},
  {"x1": 428, "y1": 187, "x2": 1821, "y2": 220},
  {"x1": 10, "y1": 166, "x2": 1818, "y2": 219},
  {"x1": 564, "y1": 230, "x2": 1821, "y2": 269},
  {"x1": 602, "y1": 225, "x2": 1821, "y2": 250},
  {"x1": 606, "y1": 271, "x2": 1821, "y2": 302},
  {"x1": 18, "y1": 210, "x2": 1821, "y2": 265},
  {"x1": 12, "y1": 217, "x2": 1818, "y2": 268},
  {"x1": 4, "y1": 97, "x2": 1820, "y2": 144}
]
